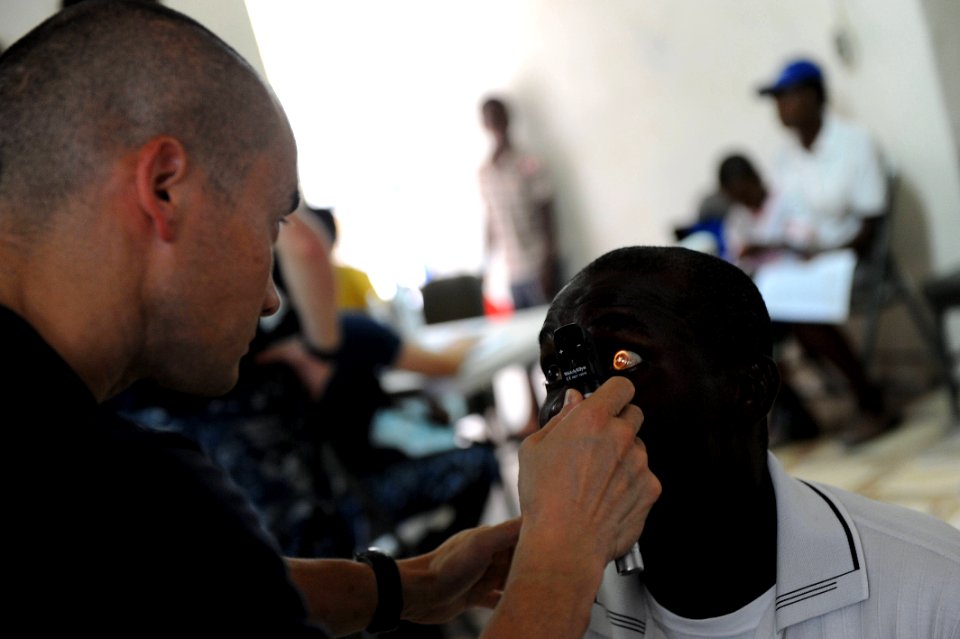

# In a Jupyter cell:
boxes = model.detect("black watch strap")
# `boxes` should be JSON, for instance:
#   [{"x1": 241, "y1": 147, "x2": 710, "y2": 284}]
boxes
[
  {"x1": 302, "y1": 338, "x2": 339, "y2": 362},
  {"x1": 354, "y1": 549, "x2": 403, "y2": 633}
]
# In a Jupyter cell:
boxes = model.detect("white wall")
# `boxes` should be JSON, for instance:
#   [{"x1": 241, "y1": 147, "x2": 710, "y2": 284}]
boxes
[
  {"x1": 923, "y1": 0, "x2": 960, "y2": 167},
  {"x1": 243, "y1": 0, "x2": 959, "y2": 358},
  {"x1": 499, "y1": 0, "x2": 960, "y2": 278},
  {"x1": 3, "y1": 0, "x2": 957, "y2": 354},
  {"x1": 241, "y1": 1, "x2": 958, "y2": 268},
  {"x1": 0, "y1": 1, "x2": 265, "y2": 79},
  {"x1": 164, "y1": 0, "x2": 265, "y2": 76},
  {"x1": 4, "y1": 1, "x2": 954, "y2": 276}
]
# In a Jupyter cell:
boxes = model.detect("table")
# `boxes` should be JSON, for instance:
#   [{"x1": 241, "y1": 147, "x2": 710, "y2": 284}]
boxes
[{"x1": 381, "y1": 304, "x2": 550, "y2": 397}]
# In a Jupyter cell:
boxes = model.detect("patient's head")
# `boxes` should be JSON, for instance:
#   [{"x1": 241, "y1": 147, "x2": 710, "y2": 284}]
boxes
[{"x1": 538, "y1": 246, "x2": 778, "y2": 486}]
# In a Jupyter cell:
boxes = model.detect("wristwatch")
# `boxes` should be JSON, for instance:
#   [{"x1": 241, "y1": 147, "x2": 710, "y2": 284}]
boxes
[
  {"x1": 302, "y1": 337, "x2": 340, "y2": 362},
  {"x1": 354, "y1": 548, "x2": 403, "y2": 633}
]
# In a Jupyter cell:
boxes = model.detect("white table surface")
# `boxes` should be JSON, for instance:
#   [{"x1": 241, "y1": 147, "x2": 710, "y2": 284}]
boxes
[{"x1": 381, "y1": 304, "x2": 550, "y2": 396}]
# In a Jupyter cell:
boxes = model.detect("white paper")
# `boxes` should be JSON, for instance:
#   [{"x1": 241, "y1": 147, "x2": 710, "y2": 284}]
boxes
[{"x1": 753, "y1": 249, "x2": 858, "y2": 324}]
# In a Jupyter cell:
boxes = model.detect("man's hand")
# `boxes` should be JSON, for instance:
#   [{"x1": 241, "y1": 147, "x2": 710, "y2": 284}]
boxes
[
  {"x1": 255, "y1": 337, "x2": 335, "y2": 400},
  {"x1": 476, "y1": 377, "x2": 661, "y2": 638},
  {"x1": 289, "y1": 378, "x2": 658, "y2": 638},
  {"x1": 398, "y1": 518, "x2": 521, "y2": 625},
  {"x1": 518, "y1": 377, "x2": 660, "y2": 566}
]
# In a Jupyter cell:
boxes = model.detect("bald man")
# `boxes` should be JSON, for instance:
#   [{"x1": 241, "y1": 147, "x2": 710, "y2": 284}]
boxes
[{"x1": 1, "y1": 3, "x2": 658, "y2": 636}]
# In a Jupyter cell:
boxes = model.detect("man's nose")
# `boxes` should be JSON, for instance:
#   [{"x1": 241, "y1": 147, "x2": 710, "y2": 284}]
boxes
[{"x1": 261, "y1": 275, "x2": 281, "y2": 317}]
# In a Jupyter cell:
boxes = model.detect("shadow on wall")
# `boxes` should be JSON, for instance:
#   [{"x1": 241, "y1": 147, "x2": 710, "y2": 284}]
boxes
[
  {"x1": 891, "y1": 174, "x2": 933, "y2": 278},
  {"x1": 534, "y1": 132, "x2": 589, "y2": 289},
  {"x1": 510, "y1": 81, "x2": 589, "y2": 290}
]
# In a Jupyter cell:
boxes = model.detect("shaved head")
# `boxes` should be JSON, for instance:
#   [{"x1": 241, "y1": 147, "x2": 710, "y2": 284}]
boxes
[
  {"x1": 0, "y1": 1, "x2": 281, "y2": 235},
  {"x1": 547, "y1": 246, "x2": 774, "y2": 366}
]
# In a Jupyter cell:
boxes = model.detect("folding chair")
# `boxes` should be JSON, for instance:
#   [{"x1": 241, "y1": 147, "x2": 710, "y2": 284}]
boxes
[{"x1": 849, "y1": 172, "x2": 957, "y2": 416}]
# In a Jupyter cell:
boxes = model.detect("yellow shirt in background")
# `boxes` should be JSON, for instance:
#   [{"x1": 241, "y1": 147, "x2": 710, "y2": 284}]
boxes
[{"x1": 336, "y1": 264, "x2": 378, "y2": 312}]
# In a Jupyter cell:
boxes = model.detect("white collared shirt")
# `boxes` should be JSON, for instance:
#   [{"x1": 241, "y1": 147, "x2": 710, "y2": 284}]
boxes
[
  {"x1": 771, "y1": 114, "x2": 887, "y2": 251},
  {"x1": 585, "y1": 454, "x2": 960, "y2": 638}
]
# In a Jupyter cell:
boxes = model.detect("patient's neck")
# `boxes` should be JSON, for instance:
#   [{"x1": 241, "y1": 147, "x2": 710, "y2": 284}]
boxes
[{"x1": 638, "y1": 467, "x2": 777, "y2": 619}]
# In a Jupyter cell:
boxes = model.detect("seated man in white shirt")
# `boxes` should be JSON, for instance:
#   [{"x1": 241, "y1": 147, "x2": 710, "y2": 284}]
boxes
[
  {"x1": 736, "y1": 58, "x2": 894, "y2": 445},
  {"x1": 758, "y1": 58, "x2": 888, "y2": 258},
  {"x1": 537, "y1": 245, "x2": 960, "y2": 639}
]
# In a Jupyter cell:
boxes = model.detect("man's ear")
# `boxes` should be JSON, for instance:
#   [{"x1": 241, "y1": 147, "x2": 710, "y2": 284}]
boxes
[
  {"x1": 734, "y1": 356, "x2": 780, "y2": 423},
  {"x1": 135, "y1": 136, "x2": 187, "y2": 242}
]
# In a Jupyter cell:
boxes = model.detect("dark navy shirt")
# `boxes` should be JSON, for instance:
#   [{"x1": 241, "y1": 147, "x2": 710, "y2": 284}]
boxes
[
  {"x1": 2, "y1": 305, "x2": 327, "y2": 635},
  {"x1": 313, "y1": 313, "x2": 403, "y2": 475}
]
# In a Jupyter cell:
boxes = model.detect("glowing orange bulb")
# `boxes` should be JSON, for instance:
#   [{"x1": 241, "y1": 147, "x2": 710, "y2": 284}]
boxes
[{"x1": 613, "y1": 350, "x2": 642, "y2": 370}]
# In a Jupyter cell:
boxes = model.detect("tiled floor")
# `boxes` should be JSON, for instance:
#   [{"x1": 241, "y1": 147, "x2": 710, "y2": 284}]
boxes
[{"x1": 774, "y1": 388, "x2": 960, "y2": 528}]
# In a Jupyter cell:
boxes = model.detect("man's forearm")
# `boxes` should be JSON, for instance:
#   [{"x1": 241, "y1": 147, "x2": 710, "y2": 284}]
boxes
[
  {"x1": 286, "y1": 533, "x2": 607, "y2": 639},
  {"x1": 286, "y1": 558, "x2": 376, "y2": 637},
  {"x1": 480, "y1": 530, "x2": 607, "y2": 638}
]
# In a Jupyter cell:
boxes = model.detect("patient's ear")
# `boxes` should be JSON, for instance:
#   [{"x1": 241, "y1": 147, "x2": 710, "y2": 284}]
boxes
[
  {"x1": 734, "y1": 356, "x2": 780, "y2": 423},
  {"x1": 135, "y1": 136, "x2": 187, "y2": 242}
]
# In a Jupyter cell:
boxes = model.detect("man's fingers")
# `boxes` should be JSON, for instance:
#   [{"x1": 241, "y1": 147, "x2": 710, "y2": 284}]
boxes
[
  {"x1": 537, "y1": 377, "x2": 639, "y2": 443},
  {"x1": 472, "y1": 517, "x2": 521, "y2": 557},
  {"x1": 588, "y1": 376, "x2": 637, "y2": 416},
  {"x1": 536, "y1": 388, "x2": 584, "y2": 437},
  {"x1": 615, "y1": 489, "x2": 660, "y2": 556},
  {"x1": 489, "y1": 517, "x2": 522, "y2": 545},
  {"x1": 612, "y1": 441, "x2": 661, "y2": 558},
  {"x1": 618, "y1": 403, "x2": 645, "y2": 435},
  {"x1": 473, "y1": 590, "x2": 503, "y2": 610}
]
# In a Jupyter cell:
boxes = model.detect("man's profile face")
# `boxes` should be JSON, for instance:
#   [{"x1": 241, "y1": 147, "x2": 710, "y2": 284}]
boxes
[
  {"x1": 538, "y1": 267, "x2": 724, "y2": 477},
  {"x1": 148, "y1": 115, "x2": 299, "y2": 396}
]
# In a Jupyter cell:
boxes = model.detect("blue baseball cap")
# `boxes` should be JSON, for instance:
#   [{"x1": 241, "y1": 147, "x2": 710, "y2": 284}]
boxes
[{"x1": 758, "y1": 59, "x2": 824, "y2": 96}]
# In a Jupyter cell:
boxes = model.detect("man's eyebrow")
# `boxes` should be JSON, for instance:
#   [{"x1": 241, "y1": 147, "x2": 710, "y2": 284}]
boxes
[
  {"x1": 591, "y1": 311, "x2": 648, "y2": 333},
  {"x1": 589, "y1": 314, "x2": 666, "y2": 344},
  {"x1": 592, "y1": 308, "x2": 696, "y2": 344},
  {"x1": 537, "y1": 308, "x2": 650, "y2": 344}
]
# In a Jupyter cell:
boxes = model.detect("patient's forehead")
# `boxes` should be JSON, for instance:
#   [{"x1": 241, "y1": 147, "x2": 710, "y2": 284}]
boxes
[
  {"x1": 563, "y1": 267, "x2": 688, "y2": 313},
  {"x1": 545, "y1": 267, "x2": 695, "y2": 339}
]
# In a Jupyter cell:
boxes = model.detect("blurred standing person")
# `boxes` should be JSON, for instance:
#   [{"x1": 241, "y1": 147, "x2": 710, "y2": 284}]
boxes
[{"x1": 479, "y1": 96, "x2": 559, "y2": 310}]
